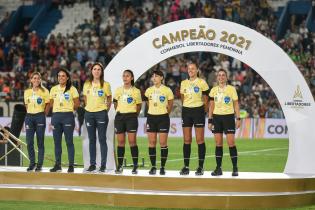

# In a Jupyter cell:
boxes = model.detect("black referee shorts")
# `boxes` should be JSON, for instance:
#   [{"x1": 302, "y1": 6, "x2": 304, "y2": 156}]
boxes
[
  {"x1": 182, "y1": 106, "x2": 205, "y2": 128},
  {"x1": 212, "y1": 114, "x2": 236, "y2": 134},
  {"x1": 114, "y1": 112, "x2": 138, "y2": 134},
  {"x1": 146, "y1": 113, "x2": 170, "y2": 133}
]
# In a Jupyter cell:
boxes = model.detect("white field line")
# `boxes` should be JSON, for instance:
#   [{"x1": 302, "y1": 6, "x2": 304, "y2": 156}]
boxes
[{"x1": 157, "y1": 147, "x2": 287, "y2": 163}]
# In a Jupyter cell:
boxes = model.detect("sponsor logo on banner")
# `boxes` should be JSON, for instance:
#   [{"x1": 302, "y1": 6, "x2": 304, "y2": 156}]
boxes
[{"x1": 284, "y1": 85, "x2": 311, "y2": 110}]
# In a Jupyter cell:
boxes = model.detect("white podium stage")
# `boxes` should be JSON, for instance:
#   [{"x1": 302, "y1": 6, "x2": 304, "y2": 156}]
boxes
[{"x1": 0, "y1": 167, "x2": 315, "y2": 209}]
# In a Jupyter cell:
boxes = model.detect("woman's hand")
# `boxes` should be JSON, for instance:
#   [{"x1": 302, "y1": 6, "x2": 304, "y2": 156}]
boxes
[
  {"x1": 236, "y1": 119, "x2": 241, "y2": 129},
  {"x1": 208, "y1": 123, "x2": 213, "y2": 131}
]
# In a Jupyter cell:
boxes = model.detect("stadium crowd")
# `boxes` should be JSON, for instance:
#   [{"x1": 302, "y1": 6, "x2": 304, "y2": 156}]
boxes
[{"x1": 0, "y1": 0, "x2": 314, "y2": 119}]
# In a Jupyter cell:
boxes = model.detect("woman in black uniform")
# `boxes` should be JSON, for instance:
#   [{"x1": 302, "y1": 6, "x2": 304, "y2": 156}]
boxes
[
  {"x1": 179, "y1": 62, "x2": 209, "y2": 176},
  {"x1": 208, "y1": 69, "x2": 241, "y2": 176},
  {"x1": 144, "y1": 70, "x2": 174, "y2": 175},
  {"x1": 113, "y1": 70, "x2": 142, "y2": 174}
]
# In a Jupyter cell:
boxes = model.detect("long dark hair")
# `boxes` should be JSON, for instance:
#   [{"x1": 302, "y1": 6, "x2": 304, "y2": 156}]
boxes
[
  {"x1": 88, "y1": 62, "x2": 105, "y2": 88},
  {"x1": 57, "y1": 67, "x2": 72, "y2": 93},
  {"x1": 187, "y1": 61, "x2": 200, "y2": 77},
  {"x1": 123, "y1": 69, "x2": 135, "y2": 86}
]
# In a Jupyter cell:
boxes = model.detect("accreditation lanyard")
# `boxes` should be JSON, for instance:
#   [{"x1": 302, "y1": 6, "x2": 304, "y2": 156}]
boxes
[
  {"x1": 92, "y1": 82, "x2": 107, "y2": 105},
  {"x1": 152, "y1": 86, "x2": 161, "y2": 107},
  {"x1": 217, "y1": 85, "x2": 226, "y2": 106},
  {"x1": 58, "y1": 85, "x2": 66, "y2": 107},
  {"x1": 188, "y1": 78, "x2": 198, "y2": 99},
  {"x1": 91, "y1": 82, "x2": 98, "y2": 97},
  {"x1": 31, "y1": 89, "x2": 37, "y2": 108},
  {"x1": 122, "y1": 87, "x2": 131, "y2": 104}
]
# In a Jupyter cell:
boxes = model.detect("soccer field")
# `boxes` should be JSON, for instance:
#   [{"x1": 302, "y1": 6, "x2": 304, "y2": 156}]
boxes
[
  {"x1": 12, "y1": 137, "x2": 312, "y2": 210},
  {"x1": 20, "y1": 136, "x2": 289, "y2": 172}
]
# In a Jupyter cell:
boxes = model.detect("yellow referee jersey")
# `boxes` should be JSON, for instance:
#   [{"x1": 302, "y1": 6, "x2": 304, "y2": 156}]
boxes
[
  {"x1": 50, "y1": 85, "x2": 79, "y2": 113},
  {"x1": 209, "y1": 85, "x2": 238, "y2": 115},
  {"x1": 83, "y1": 81, "x2": 111, "y2": 112},
  {"x1": 145, "y1": 85, "x2": 174, "y2": 115},
  {"x1": 114, "y1": 86, "x2": 142, "y2": 113},
  {"x1": 24, "y1": 87, "x2": 50, "y2": 114},
  {"x1": 180, "y1": 78, "x2": 209, "y2": 108}
]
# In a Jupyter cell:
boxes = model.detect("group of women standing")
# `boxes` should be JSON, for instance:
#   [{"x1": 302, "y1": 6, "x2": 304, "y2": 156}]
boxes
[{"x1": 24, "y1": 61, "x2": 240, "y2": 176}]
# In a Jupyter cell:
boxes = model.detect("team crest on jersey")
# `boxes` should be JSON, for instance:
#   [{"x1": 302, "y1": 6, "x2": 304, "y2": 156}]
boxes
[
  {"x1": 194, "y1": 86, "x2": 199, "y2": 93},
  {"x1": 64, "y1": 93, "x2": 70, "y2": 101},
  {"x1": 224, "y1": 96, "x2": 230, "y2": 104},
  {"x1": 98, "y1": 90, "x2": 104, "y2": 97},
  {"x1": 37, "y1": 97, "x2": 43, "y2": 104},
  {"x1": 159, "y1": 96, "x2": 166, "y2": 102},
  {"x1": 127, "y1": 97, "x2": 133, "y2": 104}
]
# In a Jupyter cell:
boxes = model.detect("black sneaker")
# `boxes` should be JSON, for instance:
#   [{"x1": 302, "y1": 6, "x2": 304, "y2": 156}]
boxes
[
  {"x1": 115, "y1": 165, "x2": 123, "y2": 174},
  {"x1": 195, "y1": 167, "x2": 204, "y2": 176},
  {"x1": 132, "y1": 165, "x2": 138, "y2": 174},
  {"x1": 99, "y1": 165, "x2": 106, "y2": 172},
  {"x1": 149, "y1": 166, "x2": 157, "y2": 175},
  {"x1": 35, "y1": 165, "x2": 42, "y2": 172},
  {"x1": 50, "y1": 164, "x2": 62, "y2": 172},
  {"x1": 26, "y1": 163, "x2": 36, "y2": 172},
  {"x1": 86, "y1": 165, "x2": 96, "y2": 172},
  {"x1": 232, "y1": 167, "x2": 238, "y2": 177},
  {"x1": 179, "y1": 166, "x2": 189, "y2": 175},
  {"x1": 67, "y1": 165, "x2": 74, "y2": 173},
  {"x1": 211, "y1": 167, "x2": 223, "y2": 176},
  {"x1": 160, "y1": 167, "x2": 166, "y2": 175}
]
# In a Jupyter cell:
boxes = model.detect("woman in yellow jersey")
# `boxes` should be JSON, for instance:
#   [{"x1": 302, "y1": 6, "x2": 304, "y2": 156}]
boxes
[
  {"x1": 208, "y1": 69, "x2": 241, "y2": 176},
  {"x1": 144, "y1": 70, "x2": 174, "y2": 175},
  {"x1": 49, "y1": 68, "x2": 80, "y2": 173},
  {"x1": 24, "y1": 72, "x2": 50, "y2": 172},
  {"x1": 83, "y1": 62, "x2": 112, "y2": 172},
  {"x1": 180, "y1": 61, "x2": 209, "y2": 176},
  {"x1": 113, "y1": 70, "x2": 142, "y2": 174}
]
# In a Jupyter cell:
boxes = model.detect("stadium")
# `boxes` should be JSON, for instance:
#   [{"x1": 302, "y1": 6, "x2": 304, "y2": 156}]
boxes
[{"x1": 0, "y1": 0, "x2": 314, "y2": 209}]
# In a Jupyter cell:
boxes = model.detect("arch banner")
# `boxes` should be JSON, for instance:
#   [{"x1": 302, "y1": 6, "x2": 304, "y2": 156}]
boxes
[{"x1": 83, "y1": 18, "x2": 315, "y2": 174}]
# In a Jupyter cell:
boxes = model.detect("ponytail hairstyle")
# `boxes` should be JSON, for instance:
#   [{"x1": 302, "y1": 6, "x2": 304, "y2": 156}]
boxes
[
  {"x1": 218, "y1": 68, "x2": 228, "y2": 77},
  {"x1": 57, "y1": 67, "x2": 72, "y2": 93},
  {"x1": 217, "y1": 68, "x2": 229, "y2": 84},
  {"x1": 123, "y1": 69, "x2": 135, "y2": 86},
  {"x1": 29, "y1": 72, "x2": 44, "y2": 91},
  {"x1": 187, "y1": 60, "x2": 200, "y2": 77},
  {"x1": 88, "y1": 62, "x2": 105, "y2": 88},
  {"x1": 151, "y1": 69, "x2": 164, "y2": 84}
]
